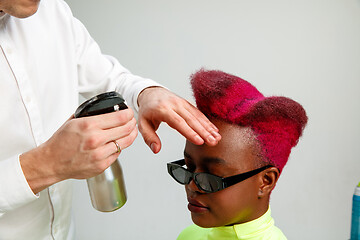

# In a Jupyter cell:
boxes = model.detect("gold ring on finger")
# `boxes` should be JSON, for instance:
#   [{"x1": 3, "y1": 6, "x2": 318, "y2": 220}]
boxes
[{"x1": 112, "y1": 140, "x2": 121, "y2": 154}]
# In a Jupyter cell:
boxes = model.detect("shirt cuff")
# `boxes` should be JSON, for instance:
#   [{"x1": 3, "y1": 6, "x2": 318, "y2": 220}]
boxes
[
  {"x1": 0, "y1": 155, "x2": 39, "y2": 213},
  {"x1": 132, "y1": 79, "x2": 165, "y2": 113},
  {"x1": 115, "y1": 74, "x2": 164, "y2": 113}
]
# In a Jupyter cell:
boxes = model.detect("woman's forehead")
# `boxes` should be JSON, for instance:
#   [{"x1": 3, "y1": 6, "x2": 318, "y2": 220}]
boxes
[
  {"x1": 184, "y1": 121, "x2": 258, "y2": 168},
  {"x1": 212, "y1": 119, "x2": 256, "y2": 150}
]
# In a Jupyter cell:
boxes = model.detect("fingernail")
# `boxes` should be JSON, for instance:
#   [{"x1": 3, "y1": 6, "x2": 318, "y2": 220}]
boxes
[
  {"x1": 207, "y1": 135, "x2": 216, "y2": 143},
  {"x1": 150, "y1": 143, "x2": 156, "y2": 153},
  {"x1": 194, "y1": 135, "x2": 204, "y2": 144},
  {"x1": 212, "y1": 130, "x2": 221, "y2": 139}
]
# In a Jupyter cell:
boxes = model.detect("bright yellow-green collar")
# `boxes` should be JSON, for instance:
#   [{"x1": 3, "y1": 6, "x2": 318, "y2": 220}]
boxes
[
  {"x1": 208, "y1": 207, "x2": 273, "y2": 239},
  {"x1": 177, "y1": 206, "x2": 287, "y2": 240},
  {"x1": 233, "y1": 207, "x2": 273, "y2": 238}
]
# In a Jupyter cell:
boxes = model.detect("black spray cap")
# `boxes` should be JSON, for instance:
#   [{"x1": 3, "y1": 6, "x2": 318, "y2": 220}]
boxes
[{"x1": 75, "y1": 91, "x2": 128, "y2": 118}]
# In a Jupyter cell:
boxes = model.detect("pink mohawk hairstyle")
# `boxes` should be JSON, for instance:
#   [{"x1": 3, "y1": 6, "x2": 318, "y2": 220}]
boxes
[{"x1": 191, "y1": 69, "x2": 307, "y2": 172}]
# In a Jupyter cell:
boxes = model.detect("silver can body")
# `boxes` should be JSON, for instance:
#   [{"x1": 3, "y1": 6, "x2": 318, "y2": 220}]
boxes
[{"x1": 86, "y1": 159, "x2": 127, "y2": 212}]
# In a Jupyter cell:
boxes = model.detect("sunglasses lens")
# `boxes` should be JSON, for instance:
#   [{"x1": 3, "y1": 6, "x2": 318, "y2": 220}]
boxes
[
  {"x1": 171, "y1": 166, "x2": 187, "y2": 184},
  {"x1": 168, "y1": 162, "x2": 223, "y2": 192},
  {"x1": 195, "y1": 173, "x2": 222, "y2": 193}
]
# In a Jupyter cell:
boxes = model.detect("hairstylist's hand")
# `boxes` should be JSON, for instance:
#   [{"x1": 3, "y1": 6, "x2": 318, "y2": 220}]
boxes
[
  {"x1": 137, "y1": 87, "x2": 221, "y2": 153},
  {"x1": 20, "y1": 108, "x2": 138, "y2": 194}
]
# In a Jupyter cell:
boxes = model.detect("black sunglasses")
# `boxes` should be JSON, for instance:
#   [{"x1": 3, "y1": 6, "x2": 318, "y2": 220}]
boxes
[{"x1": 167, "y1": 159, "x2": 273, "y2": 193}]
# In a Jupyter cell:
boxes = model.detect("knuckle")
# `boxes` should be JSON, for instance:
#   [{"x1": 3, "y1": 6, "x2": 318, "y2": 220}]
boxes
[
  {"x1": 116, "y1": 109, "x2": 134, "y2": 123},
  {"x1": 168, "y1": 93, "x2": 181, "y2": 103},
  {"x1": 131, "y1": 117, "x2": 137, "y2": 125},
  {"x1": 116, "y1": 114, "x2": 128, "y2": 124},
  {"x1": 142, "y1": 135, "x2": 152, "y2": 145},
  {"x1": 127, "y1": 120, "x2": 137, "y2": 134},
  {"x1": 184, "y1": 115, "x2": 197, "y2": 124},
  {"x1": 173, "y1": 96, "x2": 187, "y2": 108},
  {"x1": 125, "y1": 125, "x2": 133, "y2": 136},
  {"x1": 128, "y1": 108, "x2": 135, "y2": 118},
  {"x1": 123, "y1": 132, "x2": 137, "y2": 148},
  {"x1": 84, "y1": 135, "x2": 100, "y2": 149},
  {"x1": 137, "y1": 119, "x2": 148, "y2": 134},
  {"x1": 156, "y1": 99, "x2": 171, "y2": 112},
  {"x1": 78, "y1": 119, "x2": 94, "y2": 131},
  {"x1": 131, "y1": 127, "x2": 139, "y2": 139},
  {"x1": 137, "y1": 122, "x2": 144, "y2": 133},
  {"x1": 172, "y1": 115, "x2": 184, "y2": 126},
  {"x1": 123, "y1": 121, "x2": 134, "y2": 135},
  {"x1": 139, "y1": 130, "x2": 152, "y2": 144}
]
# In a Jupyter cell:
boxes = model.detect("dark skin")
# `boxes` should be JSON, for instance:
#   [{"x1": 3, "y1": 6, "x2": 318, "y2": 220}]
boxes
[{"x1": 184, "y1": 119, "x2": 280, "y2": 228}]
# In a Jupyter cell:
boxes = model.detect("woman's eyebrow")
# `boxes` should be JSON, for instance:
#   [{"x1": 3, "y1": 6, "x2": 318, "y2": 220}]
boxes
[
  {"x1": 184, "y1": 151, "x2": 226, "y2": 165},
  {"x1": 202, "y1": 157, "x2": 226, "y2": 165}
]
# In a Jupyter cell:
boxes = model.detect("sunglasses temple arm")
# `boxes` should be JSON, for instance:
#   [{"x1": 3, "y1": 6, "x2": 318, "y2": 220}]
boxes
[{"x1": 223, "y1": 165, "x2": 272, "y2": 188}]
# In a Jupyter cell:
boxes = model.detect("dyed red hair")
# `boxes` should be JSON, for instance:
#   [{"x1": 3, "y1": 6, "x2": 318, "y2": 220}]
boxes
[{"x1": 191, "y1": 69, "x2": 307, "y2": 172}]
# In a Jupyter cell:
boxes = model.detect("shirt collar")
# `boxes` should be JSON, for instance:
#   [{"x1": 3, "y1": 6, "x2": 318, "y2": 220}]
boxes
[
  {"x1": 206, "y1": 207, "x2": 274, "y2": 239},
  {"x1": 233, "y1": 207, "x2": 274, "y2": 238}
]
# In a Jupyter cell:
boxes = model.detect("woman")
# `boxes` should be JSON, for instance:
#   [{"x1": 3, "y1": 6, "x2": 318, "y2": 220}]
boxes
[{"x1": 167, "y1": 69, "x2": 308, "y2": 239}]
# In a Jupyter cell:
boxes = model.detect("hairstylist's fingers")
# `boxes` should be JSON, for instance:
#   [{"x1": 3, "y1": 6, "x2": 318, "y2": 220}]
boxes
[
  {"x1": 102, "y1": 118, "x2": 137, "y2": 145},
  {"x1": 186, "y1": 103, "x2": 219, "y2": 132},
  {"x1": 178, "y1": 102, "x2": 221, "y2": 146},
  {"x1": 99, "y1": 141, "x2": 122, "y2": 159},
  {"x1": 138, "y1": 118, "x2": 162, "y2": 154},
  {"x1": 114, "y1": 124, "x2": 139, "y2": 152},
  {"x1": 137, "y1": 87, "x2": 221, "y2": 151},
  {"x1": 159, "y1": 108, "x2": 206, "y2": 145},
  {"x1": 87, "y1": 143, "x2": 121, "y2": 175},
  {"x1": 95, "y1": 124, "x2": 138, "y2": 166},
  {"x1": 102, "y1": 126, "x2": 139, "y2": 165},
  {"x1": 79, "y1": 108, "x2": 134, "y2": 130},
  {"x1": 93, "y1": 121, "x2": 138, "y2": 157}
]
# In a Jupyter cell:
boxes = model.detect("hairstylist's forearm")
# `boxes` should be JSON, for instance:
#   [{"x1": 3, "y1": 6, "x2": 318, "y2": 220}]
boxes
[{"x1": 20, "y1": 146, "x2": 59, "y2": 194}]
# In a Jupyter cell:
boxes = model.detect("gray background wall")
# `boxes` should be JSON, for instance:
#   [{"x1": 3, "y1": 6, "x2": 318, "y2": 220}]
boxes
[{"x1": 66, "y1": 0, "x2": 360, "y2": 239}]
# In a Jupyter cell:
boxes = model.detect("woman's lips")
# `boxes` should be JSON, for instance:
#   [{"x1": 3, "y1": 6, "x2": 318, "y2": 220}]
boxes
[{"x1": 187, "y1": 198, "x2": 209, "y2": 213}]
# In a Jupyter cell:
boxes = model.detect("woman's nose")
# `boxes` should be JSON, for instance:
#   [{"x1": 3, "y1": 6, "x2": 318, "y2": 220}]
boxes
[{"x1": 186, "y1": 177, "x2": 205, "y2": 194}]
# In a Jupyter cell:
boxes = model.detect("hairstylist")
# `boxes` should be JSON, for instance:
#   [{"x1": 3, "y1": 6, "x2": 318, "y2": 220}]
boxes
[{"x1": 0, "y1": 0, "x2": 221, "y2": 239}]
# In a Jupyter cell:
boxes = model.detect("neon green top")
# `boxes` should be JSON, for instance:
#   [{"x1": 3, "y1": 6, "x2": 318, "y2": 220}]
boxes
[{"x1": 177, "y1": 208, "x2": 287, "y2": 240}]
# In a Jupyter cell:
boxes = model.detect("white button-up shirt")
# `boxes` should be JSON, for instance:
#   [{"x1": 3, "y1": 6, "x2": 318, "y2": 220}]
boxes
[{"x1": 0, "y1": 0, "x2": 160, "y2": 239}]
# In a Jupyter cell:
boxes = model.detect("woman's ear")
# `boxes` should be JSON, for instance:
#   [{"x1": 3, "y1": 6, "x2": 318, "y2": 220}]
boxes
[{"x1": 258, "y1": 167, "x2": 280, "y2": 199}]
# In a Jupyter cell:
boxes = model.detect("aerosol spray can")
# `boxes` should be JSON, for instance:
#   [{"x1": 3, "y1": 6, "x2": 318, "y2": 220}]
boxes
[
  {"x1": 351, "y1": 182, "x2": 360, "y2": 240},
  {"x1": 74, "y1": 91, "x2": 128, "y2": 212}
]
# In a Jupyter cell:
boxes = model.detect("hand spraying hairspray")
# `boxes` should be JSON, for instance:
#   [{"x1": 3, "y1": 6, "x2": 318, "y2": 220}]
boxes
[{"x1": 75, "y1": 92, "x2": 128, "y2": 212}]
